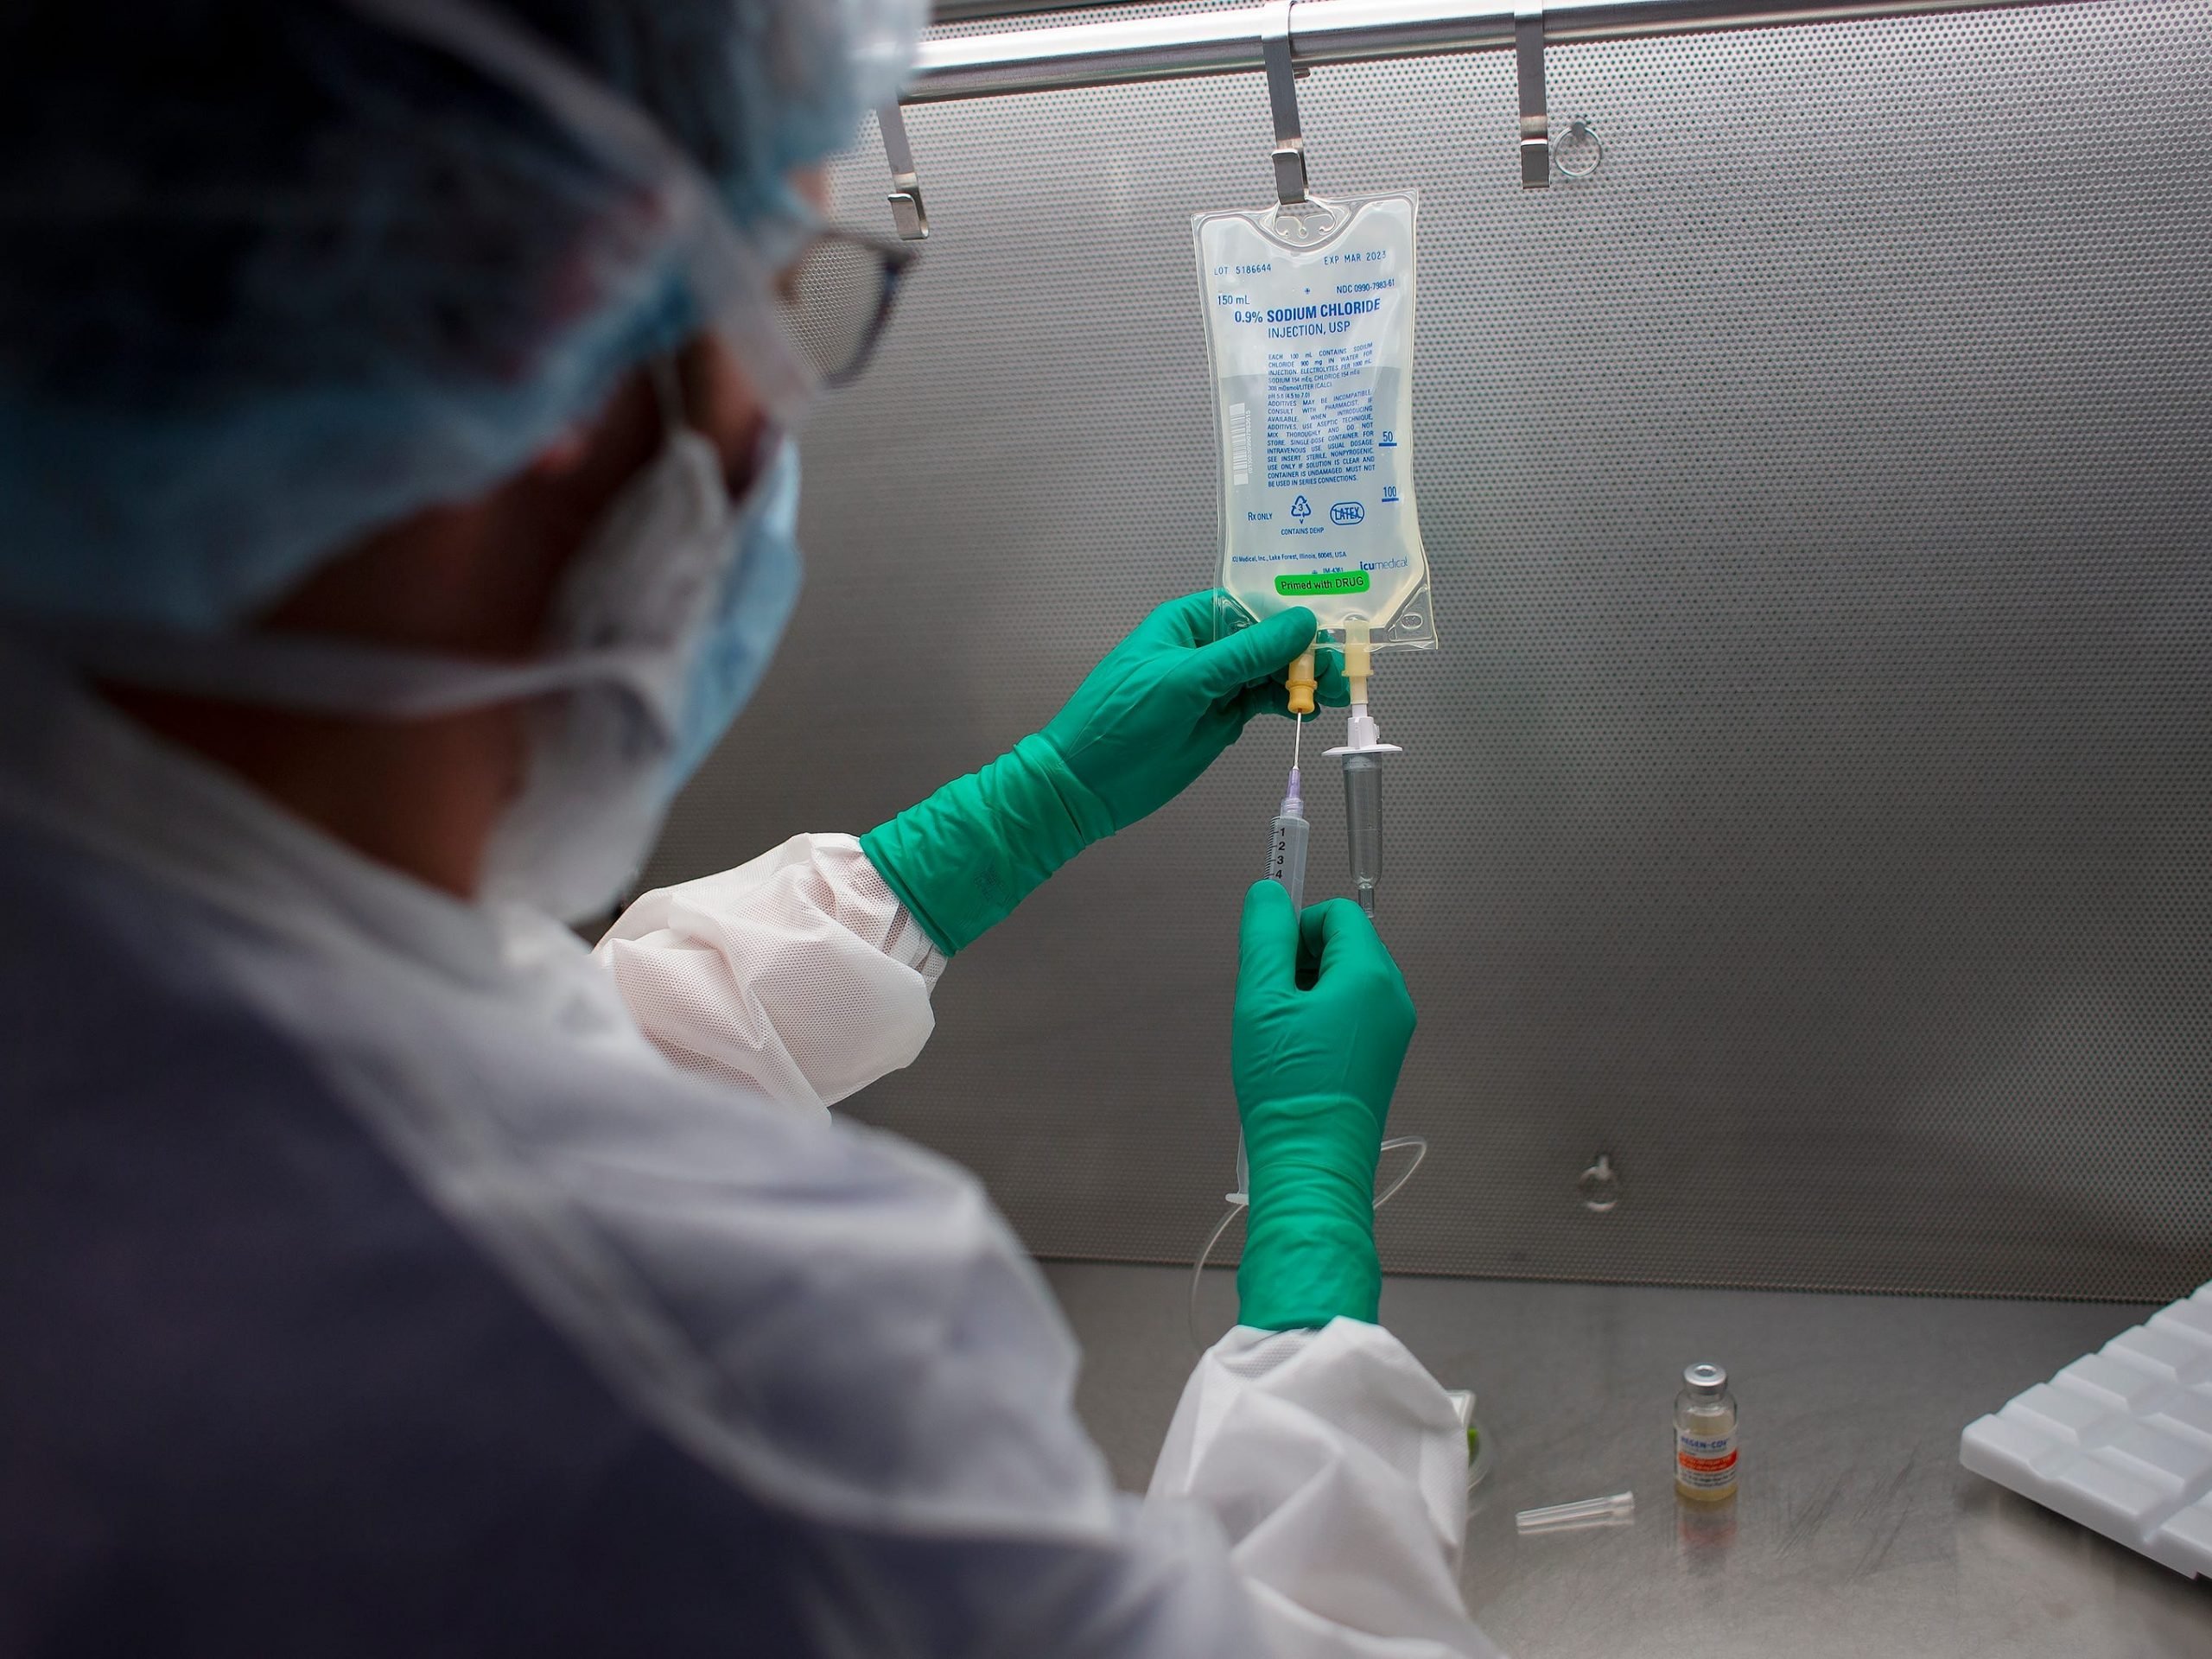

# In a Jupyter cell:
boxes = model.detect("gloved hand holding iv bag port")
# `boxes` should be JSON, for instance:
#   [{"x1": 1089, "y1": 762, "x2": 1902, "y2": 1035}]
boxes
[
  {"x1": 862, "y1": 592, "x2": 1345, "y2": 957},
  {"x1": 1195, "y1": 190, "x2": 1438, "y2": 673}
]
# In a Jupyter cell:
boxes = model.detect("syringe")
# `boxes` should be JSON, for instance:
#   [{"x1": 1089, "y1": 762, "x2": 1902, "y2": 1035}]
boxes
[
  {"x1": 1236, "y1": 715, "x2": 1311, "y2": 1209},
  {"x1": 1267, "y1": 718, "x2": 1311, "y2": 909},
  {"x1": 1202, "y1": 697, "x2": 1427, "y2": 1342}
]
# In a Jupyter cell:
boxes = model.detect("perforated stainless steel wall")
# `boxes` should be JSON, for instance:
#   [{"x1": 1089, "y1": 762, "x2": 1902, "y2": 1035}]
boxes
[{"x1": 646, "y1": 0, "x2": 2212, "y2": 1300}]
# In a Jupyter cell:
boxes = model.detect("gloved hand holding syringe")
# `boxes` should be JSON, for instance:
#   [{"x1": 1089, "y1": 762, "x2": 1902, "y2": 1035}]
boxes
[{"x1": 1210, "y1": 624, "x2": 1418, "y2": 1314}]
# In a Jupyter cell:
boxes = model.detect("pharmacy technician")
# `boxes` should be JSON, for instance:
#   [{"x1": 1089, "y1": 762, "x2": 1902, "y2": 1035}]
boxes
[{"x1": 0, "y1": 2, "x2": 1498, "y2": 1655}]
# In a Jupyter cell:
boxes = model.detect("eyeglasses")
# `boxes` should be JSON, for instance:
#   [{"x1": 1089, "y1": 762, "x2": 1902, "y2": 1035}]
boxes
[{"x1": 772, "y1": 228, "x2": 918, "y2": 390}]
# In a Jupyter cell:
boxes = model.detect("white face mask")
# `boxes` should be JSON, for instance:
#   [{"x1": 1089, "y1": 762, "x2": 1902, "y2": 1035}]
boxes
[
  {"x1": 36, "y1": 398, "x2": 804, "y2": 924},
  {"x1": 482, "y1": 423, "x2": 803, "y2": 919}
]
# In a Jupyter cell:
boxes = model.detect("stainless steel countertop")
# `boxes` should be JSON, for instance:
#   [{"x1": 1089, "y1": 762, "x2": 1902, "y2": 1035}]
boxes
[{"x1": 1042, "y1": 1263, "x2": 2212, "y2": 1657}]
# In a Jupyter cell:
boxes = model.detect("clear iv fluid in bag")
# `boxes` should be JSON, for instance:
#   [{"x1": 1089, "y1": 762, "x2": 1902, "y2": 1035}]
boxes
[{"x1": 1195, "y1": 191, "x2": 1437, "y2": 654}]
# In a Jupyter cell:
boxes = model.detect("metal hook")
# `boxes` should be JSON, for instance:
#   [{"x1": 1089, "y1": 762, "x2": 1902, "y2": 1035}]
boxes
[
  {"x1": 879, "y1": 102, "x2": 929, "y2": 240},
  {"x1": 1579, "y1": 1153, "x2": 1621, "y2": 1213},
  {"x1": 1261, "y1": 0, "x2": 1307, "y2": 206},
  {"x1": 1515, "y1": 4, "x2": 1550, "y2": 189}
]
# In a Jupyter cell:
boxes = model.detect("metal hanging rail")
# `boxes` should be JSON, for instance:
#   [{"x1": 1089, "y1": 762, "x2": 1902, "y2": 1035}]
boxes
[
  {"x1": 865, "y1": 0, "x2": 2084, "y2": 226},
  {"x1": 906, "y1": 0, "x2": 2077, "y2": 103}
]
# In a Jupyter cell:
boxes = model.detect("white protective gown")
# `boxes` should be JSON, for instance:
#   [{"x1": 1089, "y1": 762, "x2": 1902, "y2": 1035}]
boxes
[{"x1": 2, "y1": 645, "x2": 1501, "y2": 1659}]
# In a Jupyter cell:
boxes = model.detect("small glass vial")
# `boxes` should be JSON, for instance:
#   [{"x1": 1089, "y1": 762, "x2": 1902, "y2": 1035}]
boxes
[{"x1": 1674, "y1": 1362, "x2": 1738, "y2": 1502}]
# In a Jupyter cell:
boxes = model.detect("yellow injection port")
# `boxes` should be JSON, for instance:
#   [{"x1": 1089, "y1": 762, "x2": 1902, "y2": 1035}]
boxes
[{"x1": 1285, "y1": 646, "x2": 1318, "y2": 716}]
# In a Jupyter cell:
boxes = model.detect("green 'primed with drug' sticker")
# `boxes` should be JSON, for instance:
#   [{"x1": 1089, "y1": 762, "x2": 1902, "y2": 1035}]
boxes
[{"x1": 1275, "y1": 571, "x2": 1371, "y2": 597}]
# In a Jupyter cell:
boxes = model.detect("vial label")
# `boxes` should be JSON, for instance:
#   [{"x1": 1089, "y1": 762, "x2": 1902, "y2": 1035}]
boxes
[{"x1": 1675, "y1": 1428, "x2": 1738, "y2": 1492}]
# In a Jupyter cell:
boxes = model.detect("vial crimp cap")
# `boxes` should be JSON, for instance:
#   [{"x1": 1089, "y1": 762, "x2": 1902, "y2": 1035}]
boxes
[{"x1": 1684, "y1": 1363, "x2": 1727, "y2": 1395}]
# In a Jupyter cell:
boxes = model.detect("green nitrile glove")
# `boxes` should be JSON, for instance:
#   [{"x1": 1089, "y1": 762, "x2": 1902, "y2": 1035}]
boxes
[
  {"x1": 1033, "y1": 592, "x2": 1346, "y2": 832},
  {"x1": 1233, "y1": 881, "x2": 1418, "y2": 1332},
  {"x1": 861, "y1": 593, "x2": 1345, "y2": 956}
]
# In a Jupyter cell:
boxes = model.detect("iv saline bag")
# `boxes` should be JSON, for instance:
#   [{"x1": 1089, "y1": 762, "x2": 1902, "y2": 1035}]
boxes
[{"x1": 1195, "y1": 191, "x2": 1437, "y2": 654}]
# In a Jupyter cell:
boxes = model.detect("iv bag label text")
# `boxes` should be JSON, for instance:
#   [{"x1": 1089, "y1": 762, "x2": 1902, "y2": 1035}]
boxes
[
  {"x1": 1196, "y1": 190, "x2": 1436, "y2": 652},
  {"x1": 1276, "y1": 571, "x2": 1371, "y2": 597},
  {"x1": 1267, "y1": 343, "x2": 1376, "y2": 489}
]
